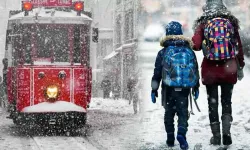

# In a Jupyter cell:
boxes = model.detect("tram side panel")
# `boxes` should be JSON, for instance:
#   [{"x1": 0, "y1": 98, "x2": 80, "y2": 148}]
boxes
[
  {"x1": 73, "y1": 68, "x2": 88, "y2": 109},
  {"x1": 16, "y1": 68, "x2": 31, "y2": 111},
  {"x1": 87, "y1": 68, "x2": 92, "y2": 104}
]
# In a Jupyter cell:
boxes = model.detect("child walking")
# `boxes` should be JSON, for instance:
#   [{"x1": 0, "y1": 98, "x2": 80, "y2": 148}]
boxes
[{"x1": 151, "y1": 21, "x2": 200, "y2": 150}]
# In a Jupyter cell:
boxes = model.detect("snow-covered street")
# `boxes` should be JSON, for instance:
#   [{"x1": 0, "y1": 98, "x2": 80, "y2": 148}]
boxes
[
  {"x1": 0, "y1": 58, "x2": 250, "y2": 150},
  {"x1": 134, "y1": 56, "x2": 250, "y2": 150},
  {"x1": 0, "y1": 107, "x2": 98, "y2": 150},
  {"x1": 0, "y1": 99, "x2": 136, "y2": 150},
  {"x1": 85, "y1": 44, "x2": 250, "y2": 150},
  {"x1": 0, "y1": 97, "x2": 143, "y2": 150},
  {"x1": 1, "y1": 0, "x2": 250, "y2": 149}
]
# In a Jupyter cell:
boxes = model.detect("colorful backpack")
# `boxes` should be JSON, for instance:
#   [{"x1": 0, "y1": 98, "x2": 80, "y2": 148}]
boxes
[
  {"x1": 202, "y1": 17, "x2": 237, "y2": 60},
  {"x1": 162, "y1": 46, "x2": 199, "y2": 88}
]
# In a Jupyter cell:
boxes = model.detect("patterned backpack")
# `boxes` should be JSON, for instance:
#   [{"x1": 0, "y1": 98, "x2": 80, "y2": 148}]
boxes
[
  {"x1": 202, "y1": 17, "x2": 237, "y2": 60},
  {"x1": 162, "y1": 46, "x2": 199, "y2": 88}
]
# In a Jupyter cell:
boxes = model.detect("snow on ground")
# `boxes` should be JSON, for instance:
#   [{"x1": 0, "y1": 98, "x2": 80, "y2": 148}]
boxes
[
  {"x1": 89, "y1": 98, "x2": 135, "y2": 115},
  {"x1": 88, "y1": 43, "x2": 250, "y2": 150},
  {"x1": 135, "y1": 46, "x2": 250, "y2": 150}
]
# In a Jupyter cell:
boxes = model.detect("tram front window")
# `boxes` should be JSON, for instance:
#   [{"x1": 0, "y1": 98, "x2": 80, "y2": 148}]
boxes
[{"x1": 36, "y1": 26, "x2": 69, "y2": 63}]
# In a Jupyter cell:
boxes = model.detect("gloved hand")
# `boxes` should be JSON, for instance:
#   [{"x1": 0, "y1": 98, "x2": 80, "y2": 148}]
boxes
[
  {"x1": 192, "y1": 87, "x2": 199, "y2": 101},
  {"x1": 151, "y1": 90, "x2": 158, "y2": 103},
  {"x1": 237, "y1": 68, "x2": 244, "y2": 81}
]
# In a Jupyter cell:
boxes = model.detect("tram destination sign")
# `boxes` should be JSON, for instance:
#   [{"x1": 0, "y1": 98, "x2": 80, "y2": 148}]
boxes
[{"x1": 23, "y1": 0, "x2": 73, "y2": 7}]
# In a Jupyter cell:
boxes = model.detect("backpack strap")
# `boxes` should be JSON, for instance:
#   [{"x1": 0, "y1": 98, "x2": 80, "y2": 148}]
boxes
[{"x1": 189, "y1": 90, "x2": 194, "y2": 115}]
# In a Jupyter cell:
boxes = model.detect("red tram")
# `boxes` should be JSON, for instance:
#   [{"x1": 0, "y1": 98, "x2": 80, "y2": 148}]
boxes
[{"x1": 4, "y1": 0, "x2": 95, "y2": 129}]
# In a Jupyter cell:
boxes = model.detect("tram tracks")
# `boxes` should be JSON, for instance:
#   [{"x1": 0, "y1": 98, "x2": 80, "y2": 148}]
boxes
[{"x1": 30, "y1": 136, "x2": 99, "y2": 150}]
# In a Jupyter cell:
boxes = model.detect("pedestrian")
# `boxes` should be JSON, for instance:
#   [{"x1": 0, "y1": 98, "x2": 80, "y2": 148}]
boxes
[
  {"x1": 192, "y1": 0, "x2": 245, "y2": 146},
  {"x1": 2, "y1": 58, "x2": 8, "y2": 88},
  {"x1": 101, "y1": 77, "x2": 111, "y2": 99},
  {"x1": 1, "y1": 58, "x2": 8, "y2": 109},
  {"x1": 112, "y1": 83, "x2": 120, "y2": 100},
  {"x1": 0, "y1": 76, "x2": 5, "y2": 107},
  {"x1": 127, "y1": 75, "x2": 139, "y2": 114},
  {"x1": 151, "y1": 21, "x2": 200, "y2": 150}
]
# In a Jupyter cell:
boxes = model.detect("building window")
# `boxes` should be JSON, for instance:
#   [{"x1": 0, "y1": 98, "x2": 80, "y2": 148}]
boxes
[
  {"x1": 116, "y1": 15, "x2": 122, "y2": 45},
  {"x1": 97, "y1": 39, "x2": 113, "y2": 58},
  {"x1": 124, "y1": 9, "x2": 134, "y2": 41}
]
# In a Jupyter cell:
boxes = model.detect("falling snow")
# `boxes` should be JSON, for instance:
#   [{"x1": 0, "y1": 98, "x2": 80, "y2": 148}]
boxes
[{"x1": 0, "y1": 0, "x2": 250, "y2": 150}]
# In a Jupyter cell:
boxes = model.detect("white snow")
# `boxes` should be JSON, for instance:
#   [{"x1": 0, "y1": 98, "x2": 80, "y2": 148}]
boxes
[
  {"x1": 8, "y1": 7, "x2": 92, "y2": 24},
  {"x1": 0, "y1": 1, "x2": 250, "y2": 150},
  {"x1": 115, "y1": 42, "x2": 137, "y2": 51},
  {"x1": 143, "y1": 23, "x2": 165, "y2": 41},
  {"x1": 21, "y1": 101, "x2": 87, "y2": 112},
  {"x1": 33, "y1": 61, "x2": 71, "y2": 65},
  {"x1": 103, "y1": 51, "x2": 118, "y2": 60},
  {"x1": 89, "y1": 98, "x2": 135, "y2": 115},
  {"x1": 10, "y1": 7, "x2": 92, "y2": 20}
]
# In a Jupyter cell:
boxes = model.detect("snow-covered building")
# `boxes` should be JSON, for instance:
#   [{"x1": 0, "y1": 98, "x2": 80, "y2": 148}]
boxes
[
  {"x1": 104, "y1": 0, "x2": 140, "y2": 99},
  {"x1": 84, "y1": 0, "x2": 115, "y2": 97}
]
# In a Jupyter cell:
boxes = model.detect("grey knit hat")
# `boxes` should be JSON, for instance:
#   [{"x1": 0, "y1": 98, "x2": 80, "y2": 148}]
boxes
[{"x1": 202, "y1": 0, "x2": 227, "y2": 12}]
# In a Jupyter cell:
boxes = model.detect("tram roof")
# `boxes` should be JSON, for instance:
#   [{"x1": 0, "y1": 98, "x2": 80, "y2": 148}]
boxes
[{"x1": 9, "y1": 8, "x2": 92, "y2": 24}]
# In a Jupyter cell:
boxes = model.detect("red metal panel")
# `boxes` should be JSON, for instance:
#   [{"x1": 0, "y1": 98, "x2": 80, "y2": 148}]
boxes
[
  {"x1": 33, "y1": 68, "x2": 71, "y2": 105},
  {"x1": 17, "y1": 68, "x2": 31, "y2": 111},
  {"x1": 73, "y1": 68, "x2": 87, "y2": 109},
  {"x1": 87, "y1": 67, "x2": 92, "y2": 103}
]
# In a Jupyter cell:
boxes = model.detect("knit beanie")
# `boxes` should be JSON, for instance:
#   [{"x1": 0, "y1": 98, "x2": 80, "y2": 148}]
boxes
[
  {"x1": 165, "y1": 21, "x2": 183, "y2": 36},
  {"x1": 202, "y1": 0, "x2": 227, "y2": 13}
]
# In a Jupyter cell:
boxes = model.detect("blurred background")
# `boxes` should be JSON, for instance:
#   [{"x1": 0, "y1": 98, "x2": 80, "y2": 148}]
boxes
[
  {"x1": 138, "y1": 0, "x2": 250, "y2": 73},
  {"x1": 137, "y1": 0, "x2": 250, "y2": 113},
  {"x1": 139, "y1": 0, "x2": 250, "y2": 36}
]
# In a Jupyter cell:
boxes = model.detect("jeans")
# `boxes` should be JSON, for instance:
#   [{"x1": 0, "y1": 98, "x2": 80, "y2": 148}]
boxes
[
  {"x1": 206, "y1": 84, "x2": 234, "y2": 123},
  {"x1": 163, "y1": 86, "x2": 190, "y2": 137},
  {"x1": 129, "y1": 92, "x2": 139, "y2": 114},
  {"x1": 103, "y1": 90, "x2": 110, "y2": 99}
]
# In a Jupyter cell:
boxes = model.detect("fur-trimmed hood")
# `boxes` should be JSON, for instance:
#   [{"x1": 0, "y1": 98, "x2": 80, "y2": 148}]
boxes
[
  {"x1": 160, "y1": 35, "x2": 193, "y2": 48},
  {"x1": 193, "y1": 11, "x2": 240, "y2": 31}
]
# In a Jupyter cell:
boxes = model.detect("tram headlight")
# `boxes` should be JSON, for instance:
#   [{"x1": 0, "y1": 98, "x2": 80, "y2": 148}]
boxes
[
  {"x1": 46, "y1": 85, "x2": 59, "y2": 99},
  {"x1": 22, "y1": 2, "x2": 33, "y2": 11}
]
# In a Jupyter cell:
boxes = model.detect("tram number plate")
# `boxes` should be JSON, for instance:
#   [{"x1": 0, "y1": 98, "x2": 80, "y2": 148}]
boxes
[
  {"x1": 49, "y1": 118, "x2": 56, "y2": 125},
  {"x1": 29, "y1": 0, "x2": 73, "y2": 7}
]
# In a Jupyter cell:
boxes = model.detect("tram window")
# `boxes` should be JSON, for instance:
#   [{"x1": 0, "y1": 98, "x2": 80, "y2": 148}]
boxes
[
  {"x1": 24, "y1": 45, "x2": 32, "y2": 64},
  {"x1": 85, "y1": 34, "x2": 90, "y2": 66},
  {"x1": 53, "y1": 29, "x2": 69, "y2": 62},
  {"x1": 81, "y1": 26, "x2": 90, "y2": 66},
  {"x1": 12, "y1": 24, "x2": 23, "y2": 66},
  {"x1": 23, "y1": 27, "x2": 32, "y2": 64},
  {"x1": 37, "y1": 29, "x2": 53, "y2": 58},
  {"x1": 36, "y1": 26, "x2": 69, "y2": 62},
  {"x1": 73, "y1": 26, "x2": 81, "y2": 63}
]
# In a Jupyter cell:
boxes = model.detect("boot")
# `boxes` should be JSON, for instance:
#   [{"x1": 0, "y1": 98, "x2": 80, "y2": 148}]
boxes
[
  {"x1": 222, "y1": 114, "x2": 233, "y2": 145},
  {"x1": 166, "y1": 133, "x2": 175, "y2": 147},
  {"x1": 210, "y1": 122, "x2": 221, "y2": 145},
  {"x1": 177, "y1": 127, "x2": 188, "y2": 150},
  {"x1": 177, "y1": 134, "x2": 188, "y2": 150}
]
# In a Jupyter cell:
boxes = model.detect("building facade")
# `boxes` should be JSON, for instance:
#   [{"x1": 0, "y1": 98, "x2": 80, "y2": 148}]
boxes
[
  {"x1": 84, "y1": 0, "x2": 115, "y2": 97},
  {"x1": 103, "y1": 0, "x2": 140, "y2": 99}
]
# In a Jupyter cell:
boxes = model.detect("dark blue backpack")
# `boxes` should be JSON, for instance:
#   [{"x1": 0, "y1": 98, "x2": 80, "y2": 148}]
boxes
[{"x1": 162, "y1": 46, "x2": 198, "y2": 88}]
